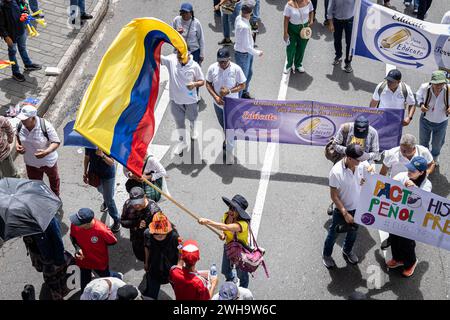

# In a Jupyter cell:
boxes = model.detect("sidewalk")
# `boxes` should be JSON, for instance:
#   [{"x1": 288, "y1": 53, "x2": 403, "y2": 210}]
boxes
[{"x1": 0, "y1": 0, "x2": 107, "y2": 115}]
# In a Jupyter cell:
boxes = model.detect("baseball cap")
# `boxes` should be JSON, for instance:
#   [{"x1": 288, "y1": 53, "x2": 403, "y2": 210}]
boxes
[
  {"x1": 129, "y1": 186, "x2": 145, "y2": 206},
  {"x1": 345, "y1": 144, "x2": 370, "y2": 162},
  {"x1": 405, "y1": 156, "x2": 428, "y2": 172},
  {"x1": 217, "y1": 47, "x2": 231, "y2": 62},
  {"x1": 70, "y1": 208, "x2": 95, "y2": 226},
  {"x1": 353, "y1": 115, "x2": 369, "y2": 139},
  {"x1": 149, "y1": 213, "x2": 173, "y2": 235},
  {"x1": 16, "y1": 104, "x2": 37, "y2": 121},
  {"x1": 219, "y1": 282, "x2": 239, "y2": 300},
  {"x1": 181, "y1": 240, "x2": 200, "y2": 265},
  {"x1": 80, "y1": 279, "x2": 110, "y2": 300},
  {"x1": 430, "y1": 70, "x2": 448, "y2": 84},
  {"x1": 180, "y1": 2, "x2": 193, "y2": 12},
  {"x1": 385, "y1": 69, "x2": 402, "y2": 82},
  {"x1": 117, "y1": 285, "x2": 140, "y2": 300}
]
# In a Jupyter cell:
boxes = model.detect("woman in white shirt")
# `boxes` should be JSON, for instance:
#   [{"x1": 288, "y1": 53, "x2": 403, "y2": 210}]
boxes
[
  {"x1": 388, "y1": 156, "x2": 432, "y2": 278},
  {"x1": 283, "y1": 0, "x2": 314, "y2": 74},
  {"x1": 124, "y1": 154, "x2": 167, "y2": 203}
]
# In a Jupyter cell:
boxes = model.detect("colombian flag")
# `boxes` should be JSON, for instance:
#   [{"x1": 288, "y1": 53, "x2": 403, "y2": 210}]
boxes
[
  {"x1": 0, "y1": 60, "x2": 15, "y2": 69},
  {"x1": 74, "y1": 18, "x2": 187, "y2": 175}
]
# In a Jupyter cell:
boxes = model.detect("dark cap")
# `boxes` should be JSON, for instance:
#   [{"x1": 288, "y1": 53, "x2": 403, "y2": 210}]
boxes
[
  {"x1": 129, "y1": 187, "x2": 145, "y2": 206},
  {"x1": 217, "y1": 47, "x2": 231, "y2": 62},
  {"x1": 345, "y1": 144, "x2": 370, "y2": 162},
  {"x1": 354, "y1": 115, "x2": 369, "y2": 139},
  {"x1": 70, "y1": 208, "x2": 95, "y2": 226},
  {"x1": 180, "y1": 2, "x2": 193, "y2": 12},
  {"x1": 117, "y1": 285, "x2": 140, "y2": 300},
  {"x1": 222, "y1": 194, "x2": 251, "y2": 221},
  {"x1": 241, "y1": 4, "x2": 254, "y2": 14},
  {"x1": 385, "y1": 69, "x2": 402, "y2": 82}
]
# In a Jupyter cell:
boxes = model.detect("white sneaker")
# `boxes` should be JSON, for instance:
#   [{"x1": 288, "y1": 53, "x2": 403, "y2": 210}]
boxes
[
  {"x1": 434, "y1": 156, "x2": 439, "y2": 166},
  {"x1": 190, "y1": 121, "x2": 199, "y2": 140},
  {"x1": 296, "y1": 66, "x2": 305, "y2": 73},
  {"x1": 172, "y1": 142, "x2": 188, "y2": 156},
  {"x1": 283, "y1": 66, "x2": 291, "y2": 74}
]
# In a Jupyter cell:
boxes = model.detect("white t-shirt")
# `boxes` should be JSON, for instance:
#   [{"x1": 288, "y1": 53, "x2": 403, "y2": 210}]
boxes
[
  {"x1": 329, "y1": 160, "x2": 370, "y2": 211},
  {"x1": 416, "y1": 83, "x2": 449, "y2": 124},
  {"x1": 441, "y1": 11, "x2": 450, "y2": 24},
  {"x1": 161, "y1": 54, "x2": 204, "y2": 105},
  {"x1": 372, "y1": 82, "x2": 415, "y2": 109},
  {"x1": 393, "y1": 172, "x2": 432, "y2": 193},
  {"x1": 206, "y1": 62, "x2": 247, "y2": 104},
  {"x1": 283, "y1": 2, "x2": 314, "y2": 25},
  {"x1": 80, "y1": 277, "x2": 127, "y2": 300},
  {"x1": 17, "y1": 118, "x2": 60, "y2": 168},
  {"x1": 211, "y1": 288, "x2": 254, "y2": 300},
  {"x1": 123, "y1": 155, "x2": 167, "y2": 180},
  {"x1": 383, "y1": 145, "x2": 433, "y2": 178}
]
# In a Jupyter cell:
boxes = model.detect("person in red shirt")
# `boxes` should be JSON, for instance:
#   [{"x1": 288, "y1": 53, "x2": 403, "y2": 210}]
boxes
[
  {"x1": 169, "y1": 240, "x2": 218, "y2": 300},
  {"x1": 70, "y1": 208, "x2": 123, "y2": 290}
]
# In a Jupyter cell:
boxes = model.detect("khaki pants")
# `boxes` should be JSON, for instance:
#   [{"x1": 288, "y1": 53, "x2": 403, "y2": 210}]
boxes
[{"x1": 0, "y1": 153, "x2": 19, "y2": 179}]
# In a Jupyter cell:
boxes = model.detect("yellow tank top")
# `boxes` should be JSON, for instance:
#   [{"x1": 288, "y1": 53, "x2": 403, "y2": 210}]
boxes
[{"x1": 222, "y1": 213, "x2": 249, "y2": 246}]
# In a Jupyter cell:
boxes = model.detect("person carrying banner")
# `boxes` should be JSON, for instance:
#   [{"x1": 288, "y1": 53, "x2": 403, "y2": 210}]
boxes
[
  {"x1": 198, "y1": 194, "x2": 251, "y2": 288},
  {"x1": 283, "y1": 0, "x2": 314, "y2": 74},
  {"x1": 417, "y1": 0, "x2": 432, "y2": 21},
  {"x1": 322, "y1": 144, "x2": 374, "y2": 269},
  {"x1": 388, "y1": 156, "x2": 432, "y2": 277},
  {"x1": 369, "y1": 69, "x2": 416, "y2": 127},
  {"x1": 416, "y1": 70, "x2": 449, "y2": 166},
  {"x1": 161, "y1": 50, "x2": 205, "y2": 156},
  {"x1": 326, "y1": 0, "x2": 355, "y2": 73}
]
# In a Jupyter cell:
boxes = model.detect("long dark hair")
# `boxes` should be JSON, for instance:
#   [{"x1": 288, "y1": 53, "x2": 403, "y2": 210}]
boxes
[{"x1": 411, "y1": 170, "x2": 427, "y2": 188}]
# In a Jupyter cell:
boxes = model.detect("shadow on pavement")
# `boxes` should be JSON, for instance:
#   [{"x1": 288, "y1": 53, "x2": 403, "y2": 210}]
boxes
[
  {"x1": 428, "y1": 166, "x2": 450, "y2": 198},
  {"x1": 326, "y1": 64, "x2": 378, "y2": 94},
  {"x1": 208, "y1": 14, "x2": 223, "y2": 34},
  {"x1": 0, "y1": 76, "x2": 39, "y2": 105},
  {"x1": 265, "y1": 0, "x2": 285, "y2": 12},
  {"x1": 311, "y1": 22, "x2": 333, "y2": 42},
  {"x1": 288, "y1": 71, "x2": 314, "y2": 92}
]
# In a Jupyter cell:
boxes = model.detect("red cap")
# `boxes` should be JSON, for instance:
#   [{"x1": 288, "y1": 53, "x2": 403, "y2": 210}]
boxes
[{"x1": 181, "y1": 240, "x2": 200, "y2": 265}]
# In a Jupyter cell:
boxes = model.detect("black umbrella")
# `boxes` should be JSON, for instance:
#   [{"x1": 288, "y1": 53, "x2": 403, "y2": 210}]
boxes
[{"x1": 0, "y1": 178, "x2": 62, "y2": 242}]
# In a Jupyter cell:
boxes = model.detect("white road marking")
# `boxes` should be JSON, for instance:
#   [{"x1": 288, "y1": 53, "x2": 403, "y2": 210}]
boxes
[{"x1": 250, "y1": 61, "x2": 290, "y2": 239}]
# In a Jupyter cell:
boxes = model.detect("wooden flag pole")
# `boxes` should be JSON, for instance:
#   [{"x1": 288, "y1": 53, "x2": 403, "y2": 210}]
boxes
[{"x1": 141, "y1": 177, "x2": 222, "y2": 238}]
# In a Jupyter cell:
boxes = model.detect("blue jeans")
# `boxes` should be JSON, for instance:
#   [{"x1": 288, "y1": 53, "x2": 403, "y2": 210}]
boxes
[
  {"x1": 80, "y1": 266, "x2": 121, "y2": 290},
  {"x1": 235, "y1": 51, "x2": 253, "y2": 95},
  {"x1": 8, "y1": 32, "x2": 33, "y2": 75},
  {"x1": 325, "y1": 0, "x2": 329, "y2": 20},
  {"x1": 250, "y1": 0, "x2": 260, "y2": 23},
  {"x1": 97, "y1": 177, "x2": 120, "y2": 223},
  {"x1": 222, "y1": 246, "x2": 249, "y2": 288},
  {"x1": 323, "y1": 209, "x2": 358, "y2": 257},
  {"x1": 33, "y1": 217, "x2": 65, "y2": 266},
  {"x1": 28, "y1": 0, "x2": 39, "y2": 12},
  {"x1": 404, "y1": 0, "x2": 419, "y2": 9},
  {"x1": 419, "y1": 115, "x2": 448, "y2": 159},
  {"x1": 70, "y1": 0, "x2": 86, "y2": 16},
  {"x1": 214, "y1": 103, "x2": 235, "y2": 151},
  {"x1": 222, "y1": 2, "x2": 241, "y2": 39}
]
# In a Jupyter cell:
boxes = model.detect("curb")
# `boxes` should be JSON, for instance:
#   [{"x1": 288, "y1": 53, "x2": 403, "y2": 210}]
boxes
[{"x1": 35, "y1": 0, "x2": 110, "y2": 117}]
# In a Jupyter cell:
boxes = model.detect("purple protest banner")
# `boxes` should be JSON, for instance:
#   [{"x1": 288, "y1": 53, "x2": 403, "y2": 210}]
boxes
[{"x1": 224, "y1": 98, "x2": 404, "y2": 151}]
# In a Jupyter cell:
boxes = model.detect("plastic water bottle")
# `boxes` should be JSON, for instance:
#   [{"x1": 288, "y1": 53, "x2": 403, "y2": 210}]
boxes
[
  {"x1": 210, "y1": 264, "x2": 218, "y2": 277},
  {"x1": 231, "y1": 267, "x2": 240, "y2": 287}
]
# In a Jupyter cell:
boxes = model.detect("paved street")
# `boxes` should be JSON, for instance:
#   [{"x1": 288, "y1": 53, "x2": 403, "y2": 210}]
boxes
[{"x1": 0, "y1": 0, "x2": 449, "y2": 300}]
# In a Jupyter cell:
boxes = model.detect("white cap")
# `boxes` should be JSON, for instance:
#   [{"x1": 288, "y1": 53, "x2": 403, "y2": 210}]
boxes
[
  {"x1": 16, "y1": 105, "x2": 37, "y2": 121},
  {"x1": 80, "y1": 279, "x2": 110, "y2": 300}
]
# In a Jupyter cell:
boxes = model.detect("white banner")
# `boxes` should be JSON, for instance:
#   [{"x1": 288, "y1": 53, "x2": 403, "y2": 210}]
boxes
[
  {"x1": 351, "y1": 0, "x2": 450, "y2": 74},
  {"x1": 355, "y1": 174, "x2": 450, "y2": 251}
]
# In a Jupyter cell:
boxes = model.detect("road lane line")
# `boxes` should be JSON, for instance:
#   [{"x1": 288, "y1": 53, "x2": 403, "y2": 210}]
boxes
[{"x1": 250, "y1": 61, "x2": 290, "y2": 239}]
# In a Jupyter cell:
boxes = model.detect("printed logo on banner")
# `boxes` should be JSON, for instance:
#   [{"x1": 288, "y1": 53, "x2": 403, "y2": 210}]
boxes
[
  {"x1": 374, "y1": 23, "x2": 431, "y2": 68},
  {"x1": 294, "y1": 116, "x2": 336, "y2": 144}
]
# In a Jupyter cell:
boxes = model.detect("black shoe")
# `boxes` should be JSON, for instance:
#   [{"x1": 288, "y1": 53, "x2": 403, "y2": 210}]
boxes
[
  {"x1": 218, "y1": 38, "x2": 233, "y2": 46},
  {"x1": 335, "y1": 223, "x2": 357, "y2": 233},
  {"x1": 24, "y1": 64, "x2": 42, "y2": 71},
  {"x1": 241, "y1": 92, "x2": 254, "y2": 99},
  {"x1": 380, "y1": 237, "x2": 391, "y2": 250},
  {"x1": 327, "y1": 202, "x2": 334, "y2": 216},
  {"x1": 12, "y1": 73, "x2": 26, "y2": 82},
  {"x1": 111, "y1": 222, "x2": 121, "y2": 233},
  {"x1": 81, "y1": 13, "x2": 93, "y2": 20}
]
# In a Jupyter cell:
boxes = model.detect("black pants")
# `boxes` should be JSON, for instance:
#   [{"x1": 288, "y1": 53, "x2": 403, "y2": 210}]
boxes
[
  {"x1": 391, "y1": 234, "x2": 416, "y2": 269},
  {"x1": 417, "y1": 0, "x2": 432, "y2": 20},
  {"x1": 333, "y1": 17, "x2": 353, "y2": 64}
]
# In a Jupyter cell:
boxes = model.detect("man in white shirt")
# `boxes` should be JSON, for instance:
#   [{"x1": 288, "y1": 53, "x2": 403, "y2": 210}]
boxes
[
  {"x1": 206, "y1": 48, "x2": 246, "y2": 158},
  {"x1": 416, "y1": 70, "x2": 449, "y2": 165},
  {"x1": 161, "y1": 51, "x2": 205, "y2": 156},
  {"x1": 323, "y1": 144, "x2": 373, "y2": 269},
  {"x1": 15, "y1": 105, "x2": 61, "y2": 196},
  {"x1": 370, "y1": 69, "x2": 416, "y2": 126},
  {"x1": 234, "y1": 3, "x2": 263, "y2": 99}
]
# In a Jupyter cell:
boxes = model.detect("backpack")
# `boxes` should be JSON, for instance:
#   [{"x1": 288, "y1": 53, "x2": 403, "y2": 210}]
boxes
[
  {"x1": 225, "y1": 224, "x2": 269, "y2": 278},
  {"x1": 376, "y1": 80, "x2": 408, "y2": 108},
  {"x1": 325, "y1": 123, "x2": 350, "y2": 164},
  {"x1": 423, "y1": 83, "x2": 449, "y2": 118},
  {"x1": 17, "y1": 117, "x2": 49, "y2": 141},
  {"x1": 221, "y1": 0, "x2": 238, "y2": 14}
]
